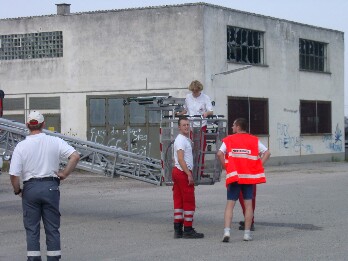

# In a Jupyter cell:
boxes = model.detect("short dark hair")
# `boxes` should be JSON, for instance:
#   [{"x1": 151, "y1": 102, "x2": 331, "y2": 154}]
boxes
[
  {"x1": 178, "y1": 116, "x2": 189, "y2": 126},
  {"x1": 234, "y1": 118, "x2": 248, "y2": 131},
  {"x1": 27, "y1": 122, "x2": 44, "y2": 131}
]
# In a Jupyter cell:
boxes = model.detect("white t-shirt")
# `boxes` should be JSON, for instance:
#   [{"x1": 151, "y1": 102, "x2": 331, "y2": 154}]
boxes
[
  {"x1": 219, "y1": 140, "x2": 268, "y2": 154},
  {"x1": 9, "y1": 133, "x2": 76, "y2": 181},
  {"x1": 174, "y1": 134, "x2": 193, "y2": 171},
  {"x1": 183, "y1": 92, "x2": 213, "y2": 127}
]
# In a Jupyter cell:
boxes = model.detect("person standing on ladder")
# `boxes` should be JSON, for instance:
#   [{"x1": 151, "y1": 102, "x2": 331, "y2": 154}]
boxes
[
  {"x1": 172, "y1": 117, "x2": 204, "y2": 239},
  {"x1": 177, "y1": 80, "x2": 213, "y2": 176},
  {"x1": 9, "y1": 111, "x2": 80, "y2": 261}
]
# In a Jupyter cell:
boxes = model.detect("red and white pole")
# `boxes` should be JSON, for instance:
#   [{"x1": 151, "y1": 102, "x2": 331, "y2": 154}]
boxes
[{"x1": 0, "y1": 90, "x2": 5, "y2": 117}]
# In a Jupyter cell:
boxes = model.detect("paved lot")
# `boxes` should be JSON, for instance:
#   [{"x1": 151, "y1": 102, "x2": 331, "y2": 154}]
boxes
[{"x1": 1, "y1": 162, "x2": 348, "y2": 261}]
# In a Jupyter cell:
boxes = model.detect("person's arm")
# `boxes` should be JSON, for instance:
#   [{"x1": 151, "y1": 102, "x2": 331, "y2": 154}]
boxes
[
  {"x1": 57, "y1": 151, "x2": 80, "y2": 180},
  {"x1": 258, "y1": 141, "x2": 271, "y2": 165},
  {"x1": 217, "y1": 142, "x2": 227, "y2": 170},
  {"x1": 203, "y1": 95, "x2": 214, "y2": 118},
  {"x1": 203, "y1": 110, "x2": 213, "y2": 118},
  {"x1": 176, "y1": 109, "x2": 187, "y2": 116},
  {"x1": 9, "y1": 147, "x2": 23, "y2": 197},
  {"x1": 260, "y1": 150, "x2": 271, "y2": 165},
  {"x1": 217, "y1": 150, "x2": 226, "y2": 170},
  {"x1": 10, "y1": 175, "x2": 22, "y2": 197},
  {"x1": 176, "y1": 97, "x2": 188, "y2": 116},
  {"x1": 177, "y1": 149, "x2": 194, "y2": 185}
]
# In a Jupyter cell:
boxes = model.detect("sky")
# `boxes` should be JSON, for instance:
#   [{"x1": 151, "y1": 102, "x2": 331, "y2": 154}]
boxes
[{"x1": 0, "y1": 0, "x2": 347, "y2": 116}]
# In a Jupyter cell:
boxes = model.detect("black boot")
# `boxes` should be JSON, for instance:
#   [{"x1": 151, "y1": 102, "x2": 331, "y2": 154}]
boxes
[
  {"x1": 183, "y1": 227, "x2": 204, "y2": 239},
  {"x1": 174, "y1": 222, "x2": 183, "y2": 239}
]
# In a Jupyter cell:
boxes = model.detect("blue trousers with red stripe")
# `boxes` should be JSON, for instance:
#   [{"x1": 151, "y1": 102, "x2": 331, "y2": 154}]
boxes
[{"x1": 172, "y1": 167, "x2": 195, "y2": 227}]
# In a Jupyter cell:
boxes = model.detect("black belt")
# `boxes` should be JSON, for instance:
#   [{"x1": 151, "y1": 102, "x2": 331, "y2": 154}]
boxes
[{"x1": 23, "y1": 177, "x2": 60, "y2": 184}]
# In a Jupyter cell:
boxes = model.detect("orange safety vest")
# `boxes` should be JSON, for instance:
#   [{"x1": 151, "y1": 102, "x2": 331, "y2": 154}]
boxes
[{"x1": 223, "y1": 133, "x2": 266, "y2": 186}]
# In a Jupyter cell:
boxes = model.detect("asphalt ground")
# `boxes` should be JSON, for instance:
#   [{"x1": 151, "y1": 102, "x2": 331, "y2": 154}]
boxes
[{"x1": 1, "y1": 162, "x2": 347, "y2": 261}]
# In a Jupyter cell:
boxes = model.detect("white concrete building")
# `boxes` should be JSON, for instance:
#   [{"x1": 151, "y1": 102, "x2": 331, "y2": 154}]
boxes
[{"x1": 0, "y1": 3, "x2": 344, "y2": 164}]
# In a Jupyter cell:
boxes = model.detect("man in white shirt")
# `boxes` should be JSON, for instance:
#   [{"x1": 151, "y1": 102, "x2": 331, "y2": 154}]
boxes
[
  {"x1": 172, "y1": 117, "x2": 204, "y2": 239},
  {"x1": 9, "y1": 111, "x2": 80, "y2": 261}
]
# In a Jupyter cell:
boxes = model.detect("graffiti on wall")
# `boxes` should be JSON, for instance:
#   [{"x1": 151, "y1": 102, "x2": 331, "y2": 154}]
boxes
[
  {"x1": 89, "y1": 127, "x2": 149, "y2": 156},
  {"x1": 277, "y1": 122, "x2": 314, "y2": 153},
  {"x1": 283, "y1": 108, "x2": 298, "y2": 114},
  {"x1": 63, "y1": 128, "x2": 78, "y2": 137},
  {"x1": 322, "y1": 124, "x2": 343, "y2": 152}
]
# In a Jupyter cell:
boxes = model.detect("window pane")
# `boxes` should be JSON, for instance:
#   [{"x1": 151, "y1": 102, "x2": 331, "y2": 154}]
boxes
[
  {"x1": 228, "y1": 98, "x2": 248, "y2": 134},
  {"x1": 147, "y1": 105, "x2": 161, "y2": 124},
  {"x1": 90, "y1": 99, "x2": 105, "y2": 126},
  {"x1": 317, "y1": 102, "x2": 331, "y2": 133},
  {"x1": 228, "y1": 97, "x2": 268, "y2": 135},
  {"x1": 0, "y1": 31, "x2": 63, "y2": 60},
  {"x1": 299, "y1": 39, "x2": 326, "y2": 72},
  {"x1": 300, "y1": 101, "x2": 316, "y2": 133},
  {"x1": 250, "y1": 99, "x2": 268, "y2": 135},
  {"x1": 130, "y1": 101, "x2": 145, "y2": 124},
  {"x1": 108, "y1": 99, "x2": 124, "y2": 125},
  {"x1": 227, "y1": 26, "x2": 263, "y2": 64}
]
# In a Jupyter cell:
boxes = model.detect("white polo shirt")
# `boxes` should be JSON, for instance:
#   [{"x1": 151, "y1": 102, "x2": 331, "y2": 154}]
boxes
[
  {"x1": 174, "y1": 134, "x2": 193, "y2": 171},
  {"x1": 183, "y1": 92, "x2": 213, "y2": 127},
  {"x1": 9, "y1": 133, "x2": 76, "y2": 181}
]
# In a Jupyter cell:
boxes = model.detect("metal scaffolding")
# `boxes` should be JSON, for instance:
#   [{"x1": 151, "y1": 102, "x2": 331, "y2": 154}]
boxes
[
  {"x1": 0, "y1": 96, "x2": 227, "y2": 186},
  {"x1": 160, "y1": 115, "x2": 227, "y2": 185}
]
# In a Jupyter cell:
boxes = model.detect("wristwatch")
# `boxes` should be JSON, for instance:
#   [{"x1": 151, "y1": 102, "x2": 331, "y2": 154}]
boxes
[{"x1": 14, "y1": 188, "x2": 22, "y2": 195}]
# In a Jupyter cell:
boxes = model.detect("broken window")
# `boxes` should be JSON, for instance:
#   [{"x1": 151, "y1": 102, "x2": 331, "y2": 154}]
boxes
[
  {"x1": 0, "y1": 31, "x2": 63, "y2": 60},
  {"x1": 299, "y1": 39, "x2": 327, "y2": 72},
  {"x1": 228, "y1": 97, "x2": 269, "y2": 135},
  {"x1": 227, "y1": 26, "x2": 264, "y2": 65},
  {"x1": 300, "y1": 100, "x2": 331, "y2": 134}
]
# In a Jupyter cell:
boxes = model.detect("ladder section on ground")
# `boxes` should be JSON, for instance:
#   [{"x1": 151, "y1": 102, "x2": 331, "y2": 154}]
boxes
[{"x1": 0, "y1": 118, "x2": 162, "y2": 185}]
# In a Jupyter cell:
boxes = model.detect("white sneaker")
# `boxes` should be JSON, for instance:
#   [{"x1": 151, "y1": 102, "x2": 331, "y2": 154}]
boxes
[
  {"x1": 243, "y1": 233, "x2": 253, "y2": 241},
  {"x1": 222, "y1": 231, "x2": 230, "y2": 242}
]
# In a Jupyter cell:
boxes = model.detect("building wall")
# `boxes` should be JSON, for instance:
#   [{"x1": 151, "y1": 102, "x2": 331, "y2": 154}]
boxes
[
  {"x1": 202, "y1": 5, "x2": 344, "y2": 164},
  {"x1": 0, "y1": 5, "x2": 206, "y2": 138},
  {"x1": 0, "y1": 3, "x2": 344, "y2": 163}
]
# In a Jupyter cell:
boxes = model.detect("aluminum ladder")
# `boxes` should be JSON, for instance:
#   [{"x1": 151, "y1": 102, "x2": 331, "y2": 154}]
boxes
[{"x1": 0, "y1": 118, "x2": 162, "y2": 185}]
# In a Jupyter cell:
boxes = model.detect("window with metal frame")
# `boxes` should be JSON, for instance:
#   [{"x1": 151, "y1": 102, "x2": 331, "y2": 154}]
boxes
[
  {"x1": 300, "y1": 100, "x2": 331, "y2": 134},
  {"x1": 299, "y1": 39, "x2": 327, "y2": 72},
  {"x1": 227, "y1": 26, "x2": 264, "y2": 65},
  {"x1": 228, "y1": 97, "x2": 269, "y2": 135},
  {"x1": 0, "y1": 31, "x2": 63, "y2": 60},
  {"x1": 29, "y1": 97, "x2": 60, "y2": 110},
  {"x1": 3, "y1": 97, "x2": 25, "y2": 110}
]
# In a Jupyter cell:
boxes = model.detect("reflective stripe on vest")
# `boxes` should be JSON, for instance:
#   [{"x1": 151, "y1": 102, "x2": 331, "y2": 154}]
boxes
[
  {"x1": 229, "y1": 151, "x2": 259, "y2": 160},
  {"x1": 226, "y1": 171, "x2": 238, "y2": 180},
  {"x1": 239, "y1": 173, "x2": 265, "y2": 179},
  {"x1": 225, "y1": 170, "x2": 238, "y2": 186}
]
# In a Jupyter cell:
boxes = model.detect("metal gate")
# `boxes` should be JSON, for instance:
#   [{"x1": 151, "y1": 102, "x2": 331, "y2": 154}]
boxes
[{"x1": 87, "y1": 95, "x2": 166, "y2": 159}]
